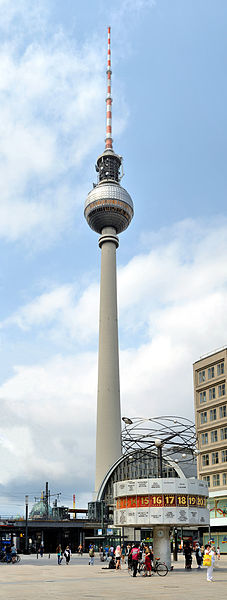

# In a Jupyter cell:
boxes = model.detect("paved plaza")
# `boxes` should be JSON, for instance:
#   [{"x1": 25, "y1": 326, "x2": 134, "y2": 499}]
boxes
[{"x1": 0, "y1": 553, "x2": 226, "y2": 600}]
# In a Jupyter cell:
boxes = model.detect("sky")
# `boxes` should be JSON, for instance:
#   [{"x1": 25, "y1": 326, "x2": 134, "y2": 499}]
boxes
[{"x1": 0, "y1": 0, "x2": 227, "y2": 516}]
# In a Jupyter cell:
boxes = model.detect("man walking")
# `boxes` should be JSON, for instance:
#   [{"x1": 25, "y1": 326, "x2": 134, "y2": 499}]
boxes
[{"x1": 130, "y1": 544, "x2": 140, "y2": 577}]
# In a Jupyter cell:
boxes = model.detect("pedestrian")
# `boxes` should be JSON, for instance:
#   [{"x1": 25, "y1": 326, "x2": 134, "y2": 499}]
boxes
[
  {"x1": 64, "y1": 546, "x2": 71, "y2": 564},
  {"x1": 127, "y1": 544, "x2": 132, "y2": 571},
  {"x1": 216, "y1": 546, "x2": 220, "y2": 560},
  {"x1": 121, "y1": 545, "x2": 126, "y2": 564},
  {"x1": 56, "y1": 544, "x2": 62, "y2": 565},
  {"x1": 130, "y1": 544, "x2": 140, "y2": 577},
  {"x1": 144, "y1": 546, "x2": 152, "y2": 576},
  {"x1": 115, "y1": 545, "x2": 121, "y2": 570},
  {"x1": 203, "y1": 544, "x2": 215, "y2": 582},
  {"x1": 6, "y1": 546, "x2": 11, "y2": 563},
  {"x1": 39, "y1": 545, "x2": 44, "y2": 558},
  {"x1": 195, "y1": 544, "x2": 202, "y2": 569},
  {"x1": 183, "y1": 541, "x2": 192, "y2": 569},
  {"x1": 89, "y1": 545, "x2": 95, "y2": 565},
  {"x1": 11, "y1": 545, "x2": 17, "y2": 564}
]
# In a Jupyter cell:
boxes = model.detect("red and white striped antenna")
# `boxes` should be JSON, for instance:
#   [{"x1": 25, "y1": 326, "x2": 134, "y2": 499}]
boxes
[{"x1": 105, "y1": 26, "x2": 113, "y2": 150}]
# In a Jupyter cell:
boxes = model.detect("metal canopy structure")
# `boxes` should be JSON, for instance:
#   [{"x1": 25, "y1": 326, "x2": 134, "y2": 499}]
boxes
[{"x1": 121, "y1": 415, "x2": 197, "y2": 466}]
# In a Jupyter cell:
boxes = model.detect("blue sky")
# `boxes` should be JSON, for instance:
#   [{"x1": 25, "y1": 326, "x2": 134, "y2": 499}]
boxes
[{"x1": 0, "y1": 0, "x2": 227, "y2": 514}]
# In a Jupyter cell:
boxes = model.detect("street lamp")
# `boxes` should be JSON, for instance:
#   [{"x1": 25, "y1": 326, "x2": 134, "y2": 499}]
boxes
[
  {"x1": 122, "y1": 417, "x2": 133, "y2": 425},
  {"x1": 207, "y1": 503, "x2": 211, "y2": 543},
  {"x1": 25, "y1": 495, "x2": 29, "y2": 554},
  {"x1": 155, "y1": 438, "x2": 163, "y2": 478}
]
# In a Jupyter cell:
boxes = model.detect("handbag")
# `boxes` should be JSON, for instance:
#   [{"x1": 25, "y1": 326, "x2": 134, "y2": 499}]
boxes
[{"x1": 203, "y1": 554, "x2": 212, "y2": 567}]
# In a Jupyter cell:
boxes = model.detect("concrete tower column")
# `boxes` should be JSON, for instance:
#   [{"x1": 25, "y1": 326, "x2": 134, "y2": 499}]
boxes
[
  {"x1": 95, "y1": 226, "x2": 122, "y2": 494},
  {"x1": 85, "y1": 28, "x2": 133, "y2": 497}
]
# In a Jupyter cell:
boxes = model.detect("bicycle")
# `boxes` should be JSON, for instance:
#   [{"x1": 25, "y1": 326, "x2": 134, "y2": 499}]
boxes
[
  {"x1": 0, "y1": 553, "x2": 21, "y2": 563},
  {"x1": 138, "y1": 557, "x2": 168, "y2": 577}
]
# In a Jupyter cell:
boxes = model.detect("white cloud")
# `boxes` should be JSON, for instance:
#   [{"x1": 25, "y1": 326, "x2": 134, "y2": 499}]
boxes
[
  {"x1": 0, "y1": 1, "x2": 128, "y2": 244},
  {"x1": 1, "y1": 281, "x2": 99, "y2": 343},
  {"x1": 0, "y1": 354, "x2": 97, "y2": 488}
]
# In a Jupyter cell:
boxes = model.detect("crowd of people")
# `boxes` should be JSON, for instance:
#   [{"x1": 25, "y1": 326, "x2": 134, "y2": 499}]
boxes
[
  {"x1": 183, "y1": 541, "x2": 221, "y2": 581},
  {"x1": 0, "y1": 538, "x2": 222, "y2": 580},
  {"x1": 97, "y1": 542, "x2": 153, "y2": 576}
]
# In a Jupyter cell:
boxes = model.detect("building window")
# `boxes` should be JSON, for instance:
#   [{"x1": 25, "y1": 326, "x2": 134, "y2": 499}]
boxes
[
  {"x1": 219, "y1": 405, "x2": 226, "y2": 418},
  {"x1": 213, "y1": 474, "x2": 220, "y2": 486},
  {"x1": 221, "y1": 427, "x2": 227, "y2": 440},
  {"x1": 209, "y1": 387, "x2": 216, "y2": 400},
  {"x1": 210, "y1": 430, "x2": 218, "y2": 443},
  {"x1": 210, "y1": 408, "x2": 216, "y2": 421},
  {"x1": 199, "y1": 391, "x2": 206, "y2": 403},
  {"x1": 208, "y1": 366, "x2": 215, "y2": 379},
  {"x1": 222, "y1": 450, "x2": 227, "y2": 463},
  {"x1": 202, "y1": 454, "x2": 209, "y2": 466},
  {"x1": 203, "y1": 475, "x2": 210, "y2": 486},
  {"x1": 212, "y1": 451, "x2": 219, "y2": 464},
  {"x1": 201, "y1": 432, "x2": 208, "y2": 445},
  {"x1": 217, "y1": 362, "x2": 224, "y2": 376},
  {"x1": 218, "y1": 384, "x2": 225, "y2": 397},
  {"x1": 199, "y1": 370, "x2": 205, "y2": 383},
  {"x1": 201, "y1": 411, "x2": 207, "y2": 424},
  {"x1": 223, "y1": 473, "x2": 227, "y2": 485}
]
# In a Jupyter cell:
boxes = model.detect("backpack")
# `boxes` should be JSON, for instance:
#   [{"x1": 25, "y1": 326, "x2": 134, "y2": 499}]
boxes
[{"x1": 89, "y1": 548, "x2": 94, "y2": 557}]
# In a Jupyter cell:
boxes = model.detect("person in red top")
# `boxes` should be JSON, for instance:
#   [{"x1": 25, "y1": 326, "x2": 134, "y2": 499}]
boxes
[
  {"x1": 144, "y1": 546, "x2": 152, "y2": 576},
  {"x1": 130, "y1": 544, "x2": 140, "y2": 577}
]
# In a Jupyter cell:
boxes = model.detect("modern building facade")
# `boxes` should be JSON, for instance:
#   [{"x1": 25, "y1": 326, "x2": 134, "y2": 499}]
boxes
[
  {"x1": 84, "y1": 28, "x2": 133, "y2": 497},
  {"x1": 193, "y1": 347, "x2": 227, "y2": 551}
]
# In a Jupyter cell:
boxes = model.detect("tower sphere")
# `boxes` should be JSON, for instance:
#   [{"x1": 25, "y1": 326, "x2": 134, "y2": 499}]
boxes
[
  {"x1": 84, "y1": 181, "x2": 133, "y2": 234},
  {"x1": 84, "y1": 149, "x2": 134, "y2": 235}
]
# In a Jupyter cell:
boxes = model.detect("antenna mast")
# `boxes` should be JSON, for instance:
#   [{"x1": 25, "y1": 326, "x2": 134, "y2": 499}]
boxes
[{"x1": 105, "y1": 27, "x2": 113, "y2": 150}]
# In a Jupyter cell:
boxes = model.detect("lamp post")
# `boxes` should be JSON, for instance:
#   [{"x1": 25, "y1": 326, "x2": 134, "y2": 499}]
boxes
[
  {"x1": 25, "y1": 495, "x2": 29, "y2": 554},
  {"x1": 154, "y1": 438, "x2": 163, "y2": 478},
  {"x1": 207, "y1": 503, "x2": 211, "y2": 543}
]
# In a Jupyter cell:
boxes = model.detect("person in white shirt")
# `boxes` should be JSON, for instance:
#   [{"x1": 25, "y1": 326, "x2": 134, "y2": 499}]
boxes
[{"x1": 204, "y1": 544, "x2": 215, "y2": 582}]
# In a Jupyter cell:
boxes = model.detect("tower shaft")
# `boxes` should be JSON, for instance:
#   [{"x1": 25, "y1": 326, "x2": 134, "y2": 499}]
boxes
[
  {"x1": 85, "y1": 27, "x2": 133, "y2": 498},
  {"x1": 95, "y1": 227, "x2": 122, "y2": 494}
]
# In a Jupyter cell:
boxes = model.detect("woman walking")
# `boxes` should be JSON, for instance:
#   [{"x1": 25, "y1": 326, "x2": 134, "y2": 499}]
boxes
[
  {"x1": 115, "y1": 545, "x2": 122, "y2": 570},
  {"x1": 56, "y1": 544, "x2": 62, "y2": 565},
  {"x1": 203, "y1": 544, "x2": 215, "y2": 582},
  {"x1": 144, "y1": 546, "x2": 152, "y2": 576}
]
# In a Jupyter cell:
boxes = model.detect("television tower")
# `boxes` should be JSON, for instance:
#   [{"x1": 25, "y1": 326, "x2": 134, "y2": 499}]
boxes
[{"x1": 84, "y1": 27, "x2": 134, "y2": 496}]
